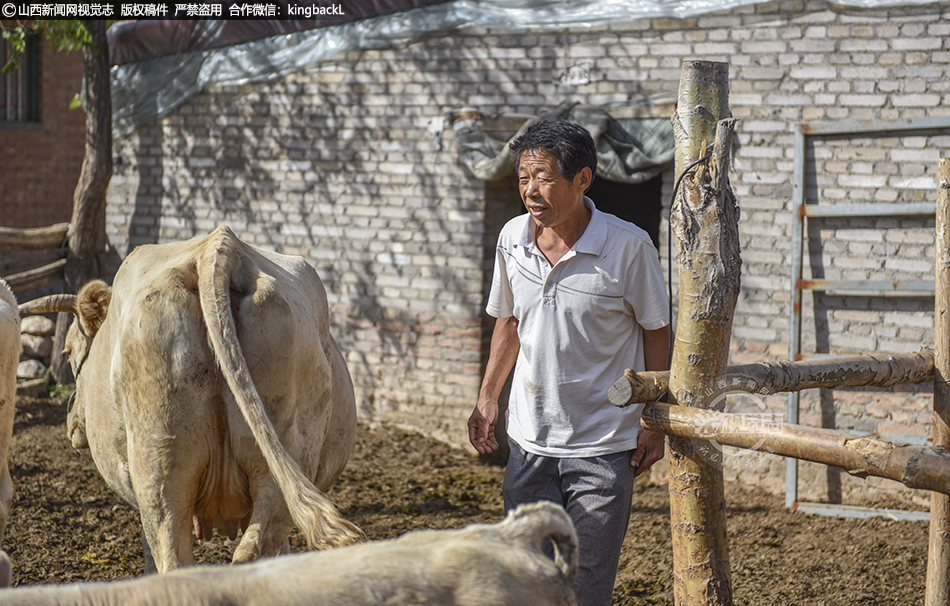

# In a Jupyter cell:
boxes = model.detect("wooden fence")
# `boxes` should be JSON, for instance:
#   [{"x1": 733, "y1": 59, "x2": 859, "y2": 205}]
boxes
[{"x1": 0, "y1": 223, "x2": 69, "y2": 293}]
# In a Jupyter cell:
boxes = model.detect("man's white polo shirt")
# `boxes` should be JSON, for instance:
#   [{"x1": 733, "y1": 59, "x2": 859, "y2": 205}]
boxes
[{"x1": 487, "y1": 197, "x2": 669, "y2": 457}]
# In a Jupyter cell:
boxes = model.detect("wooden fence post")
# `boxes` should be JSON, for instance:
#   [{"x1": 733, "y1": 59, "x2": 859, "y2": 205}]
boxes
[
  {"x1": 927, "y1": 157, "x2": 950, "y2": 605},
  {"x1": 667, "y1": 59, "x2": 736, "y2": 606}
]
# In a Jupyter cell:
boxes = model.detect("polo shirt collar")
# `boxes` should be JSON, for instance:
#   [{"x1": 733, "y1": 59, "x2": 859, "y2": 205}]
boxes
[{"x1": 516, "y1": 196, "x2": 607, "y2": 256}]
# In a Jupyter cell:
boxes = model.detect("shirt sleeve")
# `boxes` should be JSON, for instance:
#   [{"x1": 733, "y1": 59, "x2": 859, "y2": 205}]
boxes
[
  {"x1": 628, "y1": 239, "x2": 670, "y2": 331},
  {"x1": 486, "y1": 243, "x2": 515, "y2": 319}
]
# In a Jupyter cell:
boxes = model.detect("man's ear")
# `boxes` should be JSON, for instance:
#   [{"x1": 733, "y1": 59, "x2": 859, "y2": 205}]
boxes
[{"x1": 576, "y1": 166, "x2": 594, "y2": 192}]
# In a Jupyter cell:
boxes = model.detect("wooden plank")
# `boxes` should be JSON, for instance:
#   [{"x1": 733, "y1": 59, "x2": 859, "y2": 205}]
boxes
[
  {"x1": 3, "y1": 258, "x2": 67, "y2": 292},
  {"x1": 0, "y1": 223, "x2": 69, "y2": 250}
]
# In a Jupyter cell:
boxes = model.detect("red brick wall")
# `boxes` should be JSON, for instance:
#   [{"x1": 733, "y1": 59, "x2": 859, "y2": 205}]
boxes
[{"x1": 0, "y1": 33, "x2": 85, "y2": 228}]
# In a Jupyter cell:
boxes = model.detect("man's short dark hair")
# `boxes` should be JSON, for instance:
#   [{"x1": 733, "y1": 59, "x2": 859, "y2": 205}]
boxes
[{"x1": 508, "y1": 120, "x2": 597, "y2": 183}]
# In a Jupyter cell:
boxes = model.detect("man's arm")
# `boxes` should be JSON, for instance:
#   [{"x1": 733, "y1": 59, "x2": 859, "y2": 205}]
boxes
[
  {"x1": 467, "y1": 316, "x2": 520, "y2": 454},
  {"x1": 643, "y1": 324, "x2": 671, "y2": 373},
  {"x1": 631, "y1": 324, "x2": 671, "y2": 476}
]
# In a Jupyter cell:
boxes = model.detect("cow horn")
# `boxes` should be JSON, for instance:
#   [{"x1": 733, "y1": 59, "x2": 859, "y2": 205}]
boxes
[{"x1": 18, "y1": 294, "x2": 77, "y2": 316}]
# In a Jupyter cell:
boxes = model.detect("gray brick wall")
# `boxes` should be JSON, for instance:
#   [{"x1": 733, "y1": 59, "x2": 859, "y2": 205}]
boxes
[{"x1": 105, "y1": 0, "x2": 950, "y2": 506}]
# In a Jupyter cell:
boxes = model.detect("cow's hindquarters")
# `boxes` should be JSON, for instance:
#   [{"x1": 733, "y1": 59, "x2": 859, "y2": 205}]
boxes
[
  {"x1": 197, "y1": 227, "x2": 361, "y2": 552},
  {"x1": 114, "y1": 280, "x2": 230, "y2": 573}
]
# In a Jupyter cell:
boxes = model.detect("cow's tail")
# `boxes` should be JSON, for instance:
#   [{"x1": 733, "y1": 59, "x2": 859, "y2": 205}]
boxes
[
  {"x1": 501, "y1": 501, "x2": 578, "y2": 584},
  {"x1": 197, "y1": 226, "x2": 362, "y2": 549}
]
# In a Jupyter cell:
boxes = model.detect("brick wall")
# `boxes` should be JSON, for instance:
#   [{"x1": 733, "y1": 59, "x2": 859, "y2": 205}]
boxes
[
  {"x1": 105, "y1": 0, "x2": 950, "y2": 506},
  {"x1": 0, "y1": 34, "x2": 85, "y2": 228}
]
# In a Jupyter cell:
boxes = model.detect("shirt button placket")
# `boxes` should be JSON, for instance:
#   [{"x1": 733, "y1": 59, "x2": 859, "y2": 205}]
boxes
[{"x1": 542, "y1": 265, "x2": 557, "y2": 308}]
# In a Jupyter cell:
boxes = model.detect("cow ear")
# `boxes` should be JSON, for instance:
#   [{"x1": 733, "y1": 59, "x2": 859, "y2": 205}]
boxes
[{"x1": 76, "y1": 280, "x2": 111, "y2": 338}]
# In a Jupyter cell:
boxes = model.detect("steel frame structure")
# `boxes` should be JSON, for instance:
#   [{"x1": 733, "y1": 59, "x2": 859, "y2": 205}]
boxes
[{"x1": 787, "y1": 115, "x2": 950, "y2": 521}]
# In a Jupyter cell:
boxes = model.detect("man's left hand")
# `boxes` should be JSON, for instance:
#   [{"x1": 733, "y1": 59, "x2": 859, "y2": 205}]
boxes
[{"x1": 630, "y1": 429, "x2": 666, "y2": 478}]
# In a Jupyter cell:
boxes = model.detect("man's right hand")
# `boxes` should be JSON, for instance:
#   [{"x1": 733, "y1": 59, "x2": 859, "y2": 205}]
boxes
[
  {"x1": 468, "y1": 316, "x2": 518, "y2": 455},
  {"x1": 467, "y1": 400, "x2": 499, "y2": 454}
]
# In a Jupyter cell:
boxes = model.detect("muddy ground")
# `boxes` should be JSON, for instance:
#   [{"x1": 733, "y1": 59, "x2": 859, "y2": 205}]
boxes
[{"x1": 4, "y1": 394, "x2": 929, "y2": 605}]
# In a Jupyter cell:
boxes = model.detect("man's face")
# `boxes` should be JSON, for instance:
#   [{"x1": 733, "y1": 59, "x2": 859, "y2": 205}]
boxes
[{"x1": 517, "y1": 149, "x2": 591, "y2": 231}]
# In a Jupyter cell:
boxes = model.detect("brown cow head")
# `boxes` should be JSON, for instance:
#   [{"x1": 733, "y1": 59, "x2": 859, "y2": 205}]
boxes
[
  {"x1": 65, "y1": 280, "x2": 111, "y2": 378},
  {"x1": 19, "y1": 280, "x2": 112, "y2": 450},
  {"x1": 19, "y1": 280, "x2": 111, "y2": 379}
]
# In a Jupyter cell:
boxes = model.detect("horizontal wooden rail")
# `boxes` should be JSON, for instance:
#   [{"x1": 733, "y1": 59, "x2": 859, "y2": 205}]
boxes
[
  {"x1": 0, "y1": 223, "x2": 69, "y2": 250},
  {"x1": 4, "y1": 259, "x2": 67, "y2": 292},
  {"x1": 609, "y1": 350, "x2": 935, "y2": 407},
  {"x1": 641, "y1": 402, "x2": 950, "y2": 496}
]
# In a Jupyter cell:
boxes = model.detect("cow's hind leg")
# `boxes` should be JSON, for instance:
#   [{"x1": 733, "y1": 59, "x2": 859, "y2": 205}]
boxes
[
  {"x1": 140, "y1": 528, "x2": 158, "y2": 574},
  {"x1": 231, "y1": 478, "x2": 294, "y2": 564},
  {"x1": 117, "y1": 289, "x2": 215, "y2": 573},
  {"x1": 123, "y1": 388, "x2": 213, "y2": 573},
  {"x1": 126, "y1": 430, "x2": 199, "y2": 573}
]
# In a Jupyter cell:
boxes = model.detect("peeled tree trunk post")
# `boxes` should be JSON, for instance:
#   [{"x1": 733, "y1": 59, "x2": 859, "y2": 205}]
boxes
[
  {"x1": 927, "y1": 157, "x2": 950, "y2": 606},
  {"x1": 667, "y1": 60, "x2": 737, "y2": 606}
]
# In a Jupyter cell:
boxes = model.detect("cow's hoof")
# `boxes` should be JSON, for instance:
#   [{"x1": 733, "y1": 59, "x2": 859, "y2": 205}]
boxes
[
  {"x1": 69, "y1": 427, "x2": 89, "y2": 450},
  {"x1": 232, "y1": 529, "x2": 261, "y2": 565},
  {"x1": 232, "y1": 545, "x2": 260, "y2": 565}
]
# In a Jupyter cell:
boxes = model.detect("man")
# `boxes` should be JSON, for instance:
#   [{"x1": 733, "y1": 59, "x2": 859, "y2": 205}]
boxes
[{"x1": 467, "y1": 119, "x2": 670, "y2": 606}]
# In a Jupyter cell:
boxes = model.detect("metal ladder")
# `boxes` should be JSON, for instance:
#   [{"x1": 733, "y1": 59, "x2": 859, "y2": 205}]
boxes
[{"x1": 787, "y1": 116, "x2": 950, "y2": 520}]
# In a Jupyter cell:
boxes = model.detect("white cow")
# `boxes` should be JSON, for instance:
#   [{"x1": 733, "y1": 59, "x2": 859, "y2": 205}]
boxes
[
  {"x1": 0, "y1": 501, "x2": 578, "y2": 606},
  {"x1": 19, "y1": 226, "x2": 360, "y2": 573},
  {"x1": 0, "y1": 279, "x2": 19, "y2": 546}
]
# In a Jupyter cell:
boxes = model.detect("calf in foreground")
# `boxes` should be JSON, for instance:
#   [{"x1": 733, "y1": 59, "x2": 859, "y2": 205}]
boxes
[
  {"x1": 0, "y1": 501, "x2": 578, "y2": 606},
  {"x1": 19, "y1": 226, "x2": 360, "y2": 573},
  {"x1": 0, "y1": 279, "x2": 18, "y2": 546}
]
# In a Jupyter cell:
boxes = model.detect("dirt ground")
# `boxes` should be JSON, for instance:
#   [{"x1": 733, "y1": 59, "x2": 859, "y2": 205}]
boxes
[{"x1": 4, "y1": 393, "x2": 929, "y2": 605}]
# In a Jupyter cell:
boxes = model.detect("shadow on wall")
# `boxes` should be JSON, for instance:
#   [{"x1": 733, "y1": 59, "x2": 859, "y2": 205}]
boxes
[
  {"x1": 113, "y1": 54, "x2": 488, "y2": 420},
  {"x1": 125, "y1": 121, "x2": 166, "y2": 255}
]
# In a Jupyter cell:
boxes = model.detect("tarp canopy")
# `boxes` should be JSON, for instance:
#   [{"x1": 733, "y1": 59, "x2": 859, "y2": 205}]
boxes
[
  {"x1": 107, "y1": 0, "x2": 937, "y2": 136},
  {"x1": 108, "y1": 0, "x2": 451, "y2": 65},
  {"x1": 453, "y1": 101, "x2": 674, "y2": 182}
]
